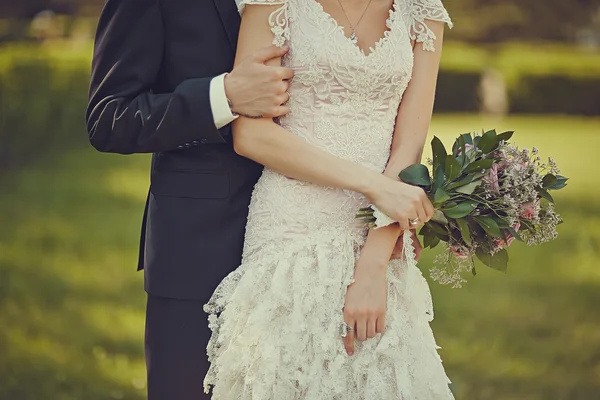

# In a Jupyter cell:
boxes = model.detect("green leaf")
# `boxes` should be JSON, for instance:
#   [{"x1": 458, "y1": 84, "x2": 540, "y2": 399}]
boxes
[
  {"x1": 546, "y1": 175, "x2": 569, "y2": 191},
  {"x1": 431, "y1": 165, "x2": 445, "y2": 193},
  {"x1": 399, "y1": 164, "x2": 431, "y2": 187},
  {"x1": 431, "y1": 136, "x2": 447, "y2": 176},
  {"x1": 462, "y1": 133, "x2": 474, "y2": 145},
  {"x1": 445, "y1": 155, "x2": 461, "y2": 181},
  {"x1": 476, "y1": 248, "x2": 509, "y2": 272},
  {"x1": 476, "y1": 129, "x2": 499, "y2": 153},
  {"x1": 456, "y1": 218, "x2": 472, "y2": 246},
  {"x1": 538, "y1": 189, "x2": 554, "y2": 203},
  {"x1": 542, "y1": 174, "x2": 557, "y2": 188},
  {"x1": 506, "y1": 226, "x2": 524, "y2": 242},
  {"x1": 419, "y1": 224, "x2": 432, "y2": 236},
  {"x1": 452, "y1": 138, "x2": 460, "y2": 156},
  {"x1": 434, "y1": 188, "x2": 451, "y2": 206},
  {"x1": 496, "y1": 130, "x2": 514, "y2": 142},
  {"x1": 474, "y1": 216, "x2": 503, "y2": 238},
  {"x1": 470, "y1": 170, "x2": 487, "y2": 181},
  {"x1": 455, "y1": 179, "x2": 482, "y2": 195},
  {"x1": 431, "y1": 209, "x2": 449, "y2": 225},
  {"x1": 464, "y1": 159, "x2": 494, "y2": 173},
  {"x1": 424, "y1": 234, "x2": 441, "y2": 249},
  {"x1": 427, "y1": 221, "x2": 449, "y2": 237},
  {"x1": 442, "y1": 202, "x2": 477, "y2": 219},
  {"x1": 496, "y1": 218, "x2": 510, "y2": 228},
  {"x1": 446, "y1": 176, "x2": 474, "y2": 191},
  {"x1": 430, "y1": 236, "x2": 441, "y2": 249},
  {"x1": 457, "y1": 135, "x2": 468, "y2": 166}
]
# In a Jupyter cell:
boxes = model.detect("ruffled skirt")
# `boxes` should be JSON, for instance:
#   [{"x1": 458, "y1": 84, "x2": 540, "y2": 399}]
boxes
[{"x1": 203, "y1": 230, "x2": 454, "y2": 399}]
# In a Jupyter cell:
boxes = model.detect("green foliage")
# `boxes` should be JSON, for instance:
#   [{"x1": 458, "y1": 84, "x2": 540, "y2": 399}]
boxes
[
  {"x1": 437, "y1": 41, "x2": 600, "y2": 115},
  {"x1": 0, "y1": 44, "x2": 90, "y2": 170},
  {"x1": 443, "y1": 0, "x2": 599, "y2": 43},
  {"x1": 434, "y1": 69, "x2": 482, "y2": 113},
  {"x1": 509, "y1": 74, "x2": 600, "y2": 116}
]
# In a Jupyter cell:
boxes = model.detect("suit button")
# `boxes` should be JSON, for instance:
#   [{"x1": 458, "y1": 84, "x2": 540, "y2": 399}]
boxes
[
  {"x1": 192, "y1": 140, "x2": 200, "y2": 146},
  {"x1": 177, "y1": 145, "x2": 184, "y2": 149},
  {"x1": 184, "y1": 143, "x2": 191, "y2": 148},
  {"x1": 200, "y1": 137, "x2": 208, "y2": 144}
]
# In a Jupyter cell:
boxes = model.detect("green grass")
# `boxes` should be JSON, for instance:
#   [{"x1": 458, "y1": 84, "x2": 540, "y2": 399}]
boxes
[{"x1": 1, "y1": 115, "x2": 599, "y2": 399}]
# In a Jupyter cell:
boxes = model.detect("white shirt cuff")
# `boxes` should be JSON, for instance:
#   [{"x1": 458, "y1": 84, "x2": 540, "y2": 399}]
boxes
[{"x1": 209, "y1": 73, "x2": 238, "y2": 130}]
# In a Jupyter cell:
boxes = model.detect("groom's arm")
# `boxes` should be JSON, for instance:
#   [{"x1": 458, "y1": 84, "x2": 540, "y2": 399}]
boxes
[
  {"x1": 87, "y1": 0, "x2": 226, "y2": 154},
  {"x1": 86, "y1": 0, "x2": 291, "y2": 154}
]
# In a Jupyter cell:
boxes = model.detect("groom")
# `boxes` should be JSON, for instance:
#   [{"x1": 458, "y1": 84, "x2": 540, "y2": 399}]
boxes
[
  {"x1": 87, "y1": 1, "x2": 293, "y2": 399},
  {"x1": 87, "y1": 1, "x2": 422, "y2": 399}
]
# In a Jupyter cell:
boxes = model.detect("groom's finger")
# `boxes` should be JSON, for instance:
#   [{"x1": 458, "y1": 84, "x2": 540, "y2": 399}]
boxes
[{"x1": 254, "y1": 44, "x2": 289, "y2": 63}]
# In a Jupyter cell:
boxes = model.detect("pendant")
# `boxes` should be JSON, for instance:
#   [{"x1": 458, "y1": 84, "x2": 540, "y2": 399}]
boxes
[{"x1": 349, "y1": 31, "x2": 358, "y2": 45}]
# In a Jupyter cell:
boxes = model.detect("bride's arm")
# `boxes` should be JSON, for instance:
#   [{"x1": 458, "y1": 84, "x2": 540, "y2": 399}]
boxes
[
  {"x1": 232, "y1": 4, "x2": 432, "y2": 228},
  {"x1": 355, "y1": 20, "x2": 447, "y2": 274}
]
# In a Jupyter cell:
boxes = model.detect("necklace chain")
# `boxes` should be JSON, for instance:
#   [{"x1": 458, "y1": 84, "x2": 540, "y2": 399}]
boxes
[{"x1": 335, "y1": 0, "x2": 374, "y2": 43}]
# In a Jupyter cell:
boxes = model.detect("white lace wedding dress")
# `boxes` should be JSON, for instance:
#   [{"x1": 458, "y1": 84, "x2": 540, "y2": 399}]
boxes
[{"x1": 203, "y1": 0, "x2": 454, "y2": 398}]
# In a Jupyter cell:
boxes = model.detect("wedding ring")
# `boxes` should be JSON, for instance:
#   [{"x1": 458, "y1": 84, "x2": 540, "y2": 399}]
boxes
[
  {"x1": 341, "y1": 322, "x2": 354, "y2": 337},
  {"x1": 409, "y1": 217, "x2": 421, "y2": 226}
]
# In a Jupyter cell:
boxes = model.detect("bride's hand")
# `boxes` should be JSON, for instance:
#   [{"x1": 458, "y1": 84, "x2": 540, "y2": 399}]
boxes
[
  {"x1": 390, "y1": 230, "x2": 423, "y2": 261},
  {"x1": 367, "y1": 176, "x2": 434, "y2": 230},
  {"x1": 342, "y1": 258, "x2": 387, "y2": 356}
]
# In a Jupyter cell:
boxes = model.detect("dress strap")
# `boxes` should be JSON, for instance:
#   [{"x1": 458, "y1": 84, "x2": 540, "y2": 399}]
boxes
[
  {"x1": 238, "y1": 0, "x2": 290, "y2": 48},
  {"x1": 404, "y1": 0, "x2": 452, "y2": 52}
]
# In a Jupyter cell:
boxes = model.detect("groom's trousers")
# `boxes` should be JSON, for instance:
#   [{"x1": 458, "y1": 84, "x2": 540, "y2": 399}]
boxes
[{"x1": 145, "y1": 295, "x2": 213, "y2": 400}]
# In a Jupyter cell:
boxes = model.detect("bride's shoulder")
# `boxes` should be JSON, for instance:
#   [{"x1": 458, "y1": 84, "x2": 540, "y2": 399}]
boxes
[
  {"x1": 238, "y1": 0, "x2": 288, "y2": 13},
  {"x1": 398, "y1": 0, "x2": 453, "y2": 51},
  {"x1": 399, "y1": 0, "x2": 452, "y2": 21}
]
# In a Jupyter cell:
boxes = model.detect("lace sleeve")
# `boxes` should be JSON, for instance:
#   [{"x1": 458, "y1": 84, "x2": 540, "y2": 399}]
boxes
[
  {"x1": 238, "y1": 0, "x2": 290, "y2": 48},
  {"x1": 405, "y1": 0, "x2": 452, "y2": 52}
]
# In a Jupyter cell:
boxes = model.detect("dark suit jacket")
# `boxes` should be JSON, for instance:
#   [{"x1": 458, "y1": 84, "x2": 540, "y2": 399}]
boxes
[{"x1": 87, "y1": 0, "x2": 262, "y2": 301}]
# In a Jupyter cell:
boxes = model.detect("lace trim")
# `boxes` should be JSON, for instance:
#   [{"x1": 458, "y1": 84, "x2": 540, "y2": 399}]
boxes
[
  {"x1": 239, "y1": 0, "x2": 290, "y2": 48},
  {"x1": 406, "y1": 0, "x2": 453, "y2": 52}
]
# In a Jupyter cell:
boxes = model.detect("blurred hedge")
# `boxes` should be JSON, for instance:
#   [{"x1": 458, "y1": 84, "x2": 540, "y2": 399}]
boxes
[
  {"x1": 0, "y1": 44, "x2": 90, "y2": 171},
  {"x1": 0, "y1": 41, "x2": 599, "y2": 172},
  {"x1": 437, "y1": 41, "x2": 600, "y2": 115}
]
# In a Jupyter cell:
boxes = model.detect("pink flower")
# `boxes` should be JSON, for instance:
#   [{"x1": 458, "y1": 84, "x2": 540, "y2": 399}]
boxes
[
  {"x1": 520, "y1": 201, "x2": 538, "y2": 219},
  {"x1": 449, "y1": 246, "x2": 470, "y2": 259},
  {"x1": 457, "y1": 144, "x2": 474, "y2": 155},
  {"x1": 495, "y1": 222, "x2": 521, "y2": 248},
  {"x1": 484, "y1": 163, "x2": 500, "y2": 193},
  {"x1": 496, "y1": 159, "x2": 509, "y2": 172}
]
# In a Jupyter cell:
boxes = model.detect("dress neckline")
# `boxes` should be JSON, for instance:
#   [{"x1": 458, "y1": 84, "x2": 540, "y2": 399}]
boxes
[{"x1": 308, "y1": 0, "x2": 399, "y2": 59}]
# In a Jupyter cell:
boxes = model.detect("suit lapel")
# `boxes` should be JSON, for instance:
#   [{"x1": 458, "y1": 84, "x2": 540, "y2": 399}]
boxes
[{"x1": 213, "y1": 0, "x2": 241, "y2": 51}]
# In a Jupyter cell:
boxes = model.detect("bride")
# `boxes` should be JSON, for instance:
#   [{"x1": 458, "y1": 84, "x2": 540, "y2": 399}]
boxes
[{"x1": 203, "y1": 0, "x2": 453, "y2": 397}]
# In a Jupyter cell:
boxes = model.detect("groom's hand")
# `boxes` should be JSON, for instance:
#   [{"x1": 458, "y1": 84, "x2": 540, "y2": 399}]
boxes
[{"x1": 225, "y1": 45, "x2": 294, "y2": 118}]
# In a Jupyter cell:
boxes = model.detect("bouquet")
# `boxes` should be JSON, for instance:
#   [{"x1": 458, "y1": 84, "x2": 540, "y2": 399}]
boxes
[{"x1": 359, "y1": 129, "x2": 568, "y2": 287}]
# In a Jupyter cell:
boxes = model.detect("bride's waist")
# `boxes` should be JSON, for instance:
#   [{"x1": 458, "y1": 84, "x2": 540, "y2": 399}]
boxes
[{"x1": 249, "y1": 169, "x2": 369, "y2": 229}]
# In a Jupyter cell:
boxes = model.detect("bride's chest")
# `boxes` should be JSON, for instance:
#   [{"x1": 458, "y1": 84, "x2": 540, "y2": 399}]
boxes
[{"x1": 283, "y1": 0, "x2": 415, "y2": 93}]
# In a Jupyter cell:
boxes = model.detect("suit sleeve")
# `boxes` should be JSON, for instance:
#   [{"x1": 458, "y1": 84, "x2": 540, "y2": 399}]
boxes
[{"x1": 86, "y1": 0, "x2": 230, "y2": 154}]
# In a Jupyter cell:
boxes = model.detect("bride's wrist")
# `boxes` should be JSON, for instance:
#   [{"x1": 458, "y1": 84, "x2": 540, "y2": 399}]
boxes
[
  {"x1": 355, "y1": 259, "x2": 388, "y2": 276},
  {"x1": 359, "y1": 173, "x2": 389, "y2": 202}
]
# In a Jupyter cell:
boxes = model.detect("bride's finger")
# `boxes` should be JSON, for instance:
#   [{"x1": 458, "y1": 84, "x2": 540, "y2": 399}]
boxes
[
  {"x1": 342, "y1": 321, "x2": 355, "y2": 356},
  {"x1": 356, "y1": 318, "x2": 367, "y2": 341},
  {"x1": 367, "y1": 318, "x2": 377, "y2": 339},
  {"x1": 376, "y1": 315, "x2": 386, "y2": 334}
]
